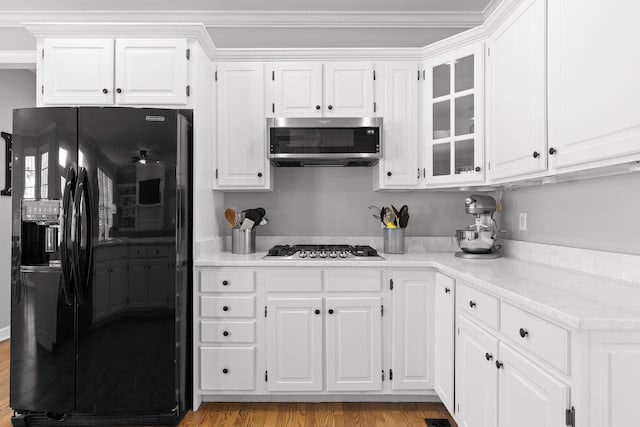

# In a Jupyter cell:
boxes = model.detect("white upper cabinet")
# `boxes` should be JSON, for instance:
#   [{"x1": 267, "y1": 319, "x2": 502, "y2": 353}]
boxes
[
  {"x1": 271, "y1": 62, "x2": 323, "y2": 117},
  {"x1": 41, "y1": 39, "x2": 114, "y2": 105},
  {"x1": 268, "y1": 61, "x2": 375, "y2": 117},
  {"x1": 424, "y1": 45, "x2": 484, "y2": 185},
  {"x1": 41, "y1": 38, "x2": 188, "y2": 106},
  {"x1": 375, "y1": 62, "x2": 420, "y2": 189},
  {"x1": 486, "y1": 0, "x2": 547, "y2": 181},
  {"x1": 115, "y1": 39, "x2": 188, "y2": 105},
  {"x1": 215, "y1": 62, "x2": 271, "y2": 190},
  {"x1": 548, "y1": 0, "x2": 640, "y2": 169},
  {"x1": 324, "y1": 62, "x2": 375, "y2": 117}
]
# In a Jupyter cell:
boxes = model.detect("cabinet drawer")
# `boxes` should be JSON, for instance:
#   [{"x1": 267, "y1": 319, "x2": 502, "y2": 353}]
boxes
[
  {"x1": 457, "y1": 283, "x2": 499, "y2": 330},
  {"x1": 201, "y1": 296, "x2": 255, "y2": 318},
  {"x1": 325, "y1": 269, "x2": 383, "y2": 292},
  {"x1": 500, "y1": 302, "x2": 570, "y2": 374},
  {"x1": 265, "y1": 269, "x2": 322, "y2": 292},
  {"x1": 147, "y1": 245, "x2": 170, "y2": 258},
  {"x1": 201, "y1": 321, "x2": 256, "y2": 343},
  {"x1": 200, "y1": 347, "x2": 255, "y2": 390},
  {"x1": 128, "y1": 245, "x2": 148, "y2": 258},
  {"x1": 200, "y1": 269, "x2": 255, "y2": 293}
]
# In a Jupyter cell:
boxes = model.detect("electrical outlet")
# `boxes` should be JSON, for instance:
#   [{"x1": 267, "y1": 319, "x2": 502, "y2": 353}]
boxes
[{"x1": 519, "y1": 213, "x2": 527, "y2": 231}]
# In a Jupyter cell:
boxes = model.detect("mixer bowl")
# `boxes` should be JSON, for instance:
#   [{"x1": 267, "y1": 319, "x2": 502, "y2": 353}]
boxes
[{"x1": 455, "y1": 229, "x2": 497, "y2": 254}]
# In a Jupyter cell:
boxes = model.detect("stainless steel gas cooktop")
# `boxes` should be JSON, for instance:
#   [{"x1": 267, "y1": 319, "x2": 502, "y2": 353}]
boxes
[{"x1": 263, "y1": 244, "x2": 384, "y2": 261}]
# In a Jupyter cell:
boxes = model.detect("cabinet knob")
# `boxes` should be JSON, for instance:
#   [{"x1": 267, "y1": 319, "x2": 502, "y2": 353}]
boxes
[
  {"x1": 222, "y1": 280, "x2": 229, "y2": 286},
  {"x1": 222, "y1": 306, "x2": 229, "y2": 312},
  {"x1": 328, "y1": 309, "x2": 334, "y2": 314},
  {"x1": 475, "y1": 166, "x2": 481, "y2": 172},
  {"x1": 387, "y1": 171, "x2": 392, "y2": 177},
  {"x1": 116, "y1": 88, "x2": 122, "y2": 94},
  {"x1": 102, "y1": 88, "x2": 109, "y2": 94},
  {"x1": 223, "y1": 331, "x2": 229, "y2": 337},
  {"x1": 328, "y1": 105, "x2": 333, "y2": 110},
  {"x1": 533, "y1": 151, "x2": 540, "y2": 158},
  {"x1": 222, "y1": 368, "x2": 229, "y2": 374},
  {"x1": 485, "y1": 352, "x2": 493, "y2": 361},
  {"x1": 315, "y1": 105, "x2": 321, "y2": 110},
  {"x1": 469, "y1": 300, "x2": 476, "y2": 308},
  {"x1": 257, "y1": 172, "x2": 262, "y2": 178},
  {"x1": 495, "y1": 361, "x2": 503, "y2": 369},
  {"x1": 444, "y1": 287, "x2": 451, "y2": 294},
  {"x1": 519, "y1": 328, "x2": 529, "y2": 338},
  {"x1": 549, "y1": 147, "x2": 557, "y2": 155},
  {"x1": 314, "y1": 309, "x2": 320, "y2": 315}
]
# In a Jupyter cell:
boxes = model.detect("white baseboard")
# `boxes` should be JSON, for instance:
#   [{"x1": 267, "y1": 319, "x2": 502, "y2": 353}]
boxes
[
  {"x1": 0, "y1": 325, "x2": 9, "y2": 342},
  {"x1": 201, "y1": 394, "x2": 440, "y2": 403}
]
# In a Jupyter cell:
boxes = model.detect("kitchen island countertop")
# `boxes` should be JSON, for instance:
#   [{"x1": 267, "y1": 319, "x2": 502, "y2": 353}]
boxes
[{"x1": 195, "y1": 251, "x2": 640, "y2": 331}]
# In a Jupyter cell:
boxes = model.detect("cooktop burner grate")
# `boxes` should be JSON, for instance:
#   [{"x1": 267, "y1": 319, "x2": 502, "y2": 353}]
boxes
[{"x1": 266, "y1": 244, "x2": 381, "y2": 259}]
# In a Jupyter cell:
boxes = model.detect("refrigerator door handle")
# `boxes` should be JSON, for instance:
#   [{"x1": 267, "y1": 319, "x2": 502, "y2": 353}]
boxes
[
  {"x1": 72, "y1": 167, "x2": 93, "y2": 305},
  {"x1": 1, "y1": 131, "x2": 12, "y2": 196},
  {"x1": 60, "y1": 167, "x2": 76, "y2": 305}
]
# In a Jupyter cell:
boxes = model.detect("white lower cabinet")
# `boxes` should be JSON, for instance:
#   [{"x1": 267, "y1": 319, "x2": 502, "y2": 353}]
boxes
[
  {"x1": 455, "y1": 282, "x2": 571, "y2": 427},
  {"x1": 497, "y1": 342, "x2": 569, "y2": 427},
  {"x1": 200, "y1": 347, "x2": 255, "y2": 391},
  {"x1": 263, "y1": 270, "x2": 383, "y2": 393},
  {"x1": 391, "y1": 270, "x2": 434, "y2": 390},
  {"x1": 326, "y1": 297, "x2": 382, "y2": 391},
  {"x1": 265, "y1": 297, "x2": 323, "y2": 391},
  {"x1": 456, "y1": 314, "x2": 499, "y2": 427},
  {"x1": 433, "y1": 273, "x2": 455, "y2": 412}
]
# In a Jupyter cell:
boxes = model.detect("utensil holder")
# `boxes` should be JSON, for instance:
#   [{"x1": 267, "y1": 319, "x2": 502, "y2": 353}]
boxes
[
  {"x1": 231, "y1": 228, "x2": 256, "y2": 254},
  {"x1": 383, "y1": 228, "x2": 405, "y2": 254}
]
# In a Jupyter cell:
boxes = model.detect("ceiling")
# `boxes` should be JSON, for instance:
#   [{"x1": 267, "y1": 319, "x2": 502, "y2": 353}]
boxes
[{"x1": 0, "y1": 0, "x2": 498, "y2": 48}]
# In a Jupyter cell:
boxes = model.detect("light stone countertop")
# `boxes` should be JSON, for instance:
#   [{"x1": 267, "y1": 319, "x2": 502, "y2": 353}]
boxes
[{"x1": 195, "y1": 251, "x2": 640, "y2": 331}]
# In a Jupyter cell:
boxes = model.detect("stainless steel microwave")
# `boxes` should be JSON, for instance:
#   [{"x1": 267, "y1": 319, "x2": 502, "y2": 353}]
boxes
[{"x1": 267, "y1": 117, "x2": 383, "y2": 167}]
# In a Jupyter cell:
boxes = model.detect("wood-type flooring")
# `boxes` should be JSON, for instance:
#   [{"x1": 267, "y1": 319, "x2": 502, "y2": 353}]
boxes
[{"x1": 0, "y1": 339, "x2": 457, "y2": 426}]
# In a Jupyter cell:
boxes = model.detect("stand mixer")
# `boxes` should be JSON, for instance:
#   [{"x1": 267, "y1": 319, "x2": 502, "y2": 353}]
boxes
[{"x1": 455, "y1": 194, "x2": 501, "y2": 259}]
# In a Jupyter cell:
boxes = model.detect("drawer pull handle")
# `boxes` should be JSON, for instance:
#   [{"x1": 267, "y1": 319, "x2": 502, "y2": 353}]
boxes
[
  {"x1": 444, "y1": 287, "x2": 451, "y2": 294},
  {"x1": 314, "y1": 309, "x2": 321, "y2": 315},
  {"x1": 222, "y1": 306, "x2": 229, "y2": 312},
  {"x1": 519, "y1": 328, "x2": 529, "y2": 338},
  {"x1": 222, "y1": 368, "x2": 229, "y2": 374},
  {"x1": 469, "y1": 301, "x2": 476, "y2": 308},
  {"x1": 485, "y1": 352, "x2": 493, "y2": 361},
  {"x1": 495, "y1": 361, "x2": 503, "y2": 369},
  {"x1": 223, "y1": 331, "x2": 229, "y2": 337},
  {"x1": 328, "y1": 309, "x2": 334, "y2": 315},
  {"x1": 222, "y1": 280, "x2": 229, "y2": 286}
]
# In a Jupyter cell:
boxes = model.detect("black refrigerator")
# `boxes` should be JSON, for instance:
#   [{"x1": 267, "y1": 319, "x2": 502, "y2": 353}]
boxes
[{"x1": 9, "y1": 107, "x2": 192, "y2": 426}]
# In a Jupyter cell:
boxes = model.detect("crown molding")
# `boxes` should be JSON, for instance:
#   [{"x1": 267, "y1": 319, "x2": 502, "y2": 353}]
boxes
[
  {"x1": 0, "y1": 50, "x2": 36, "y2": 69},
  {"x1": 214, "y1": 47, "x2": 423, "y2": 62},
  {"x1": 1, "y1": 10, "x2": 484, "y2": 29},
  {"x1": 23, "y1": 22, "x2": 216, "y2": 60}
]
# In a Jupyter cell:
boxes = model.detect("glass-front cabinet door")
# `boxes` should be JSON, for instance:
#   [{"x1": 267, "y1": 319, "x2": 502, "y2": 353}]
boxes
[{"x1": 423, "y1": 45, "x2": 484, "y2": 185}]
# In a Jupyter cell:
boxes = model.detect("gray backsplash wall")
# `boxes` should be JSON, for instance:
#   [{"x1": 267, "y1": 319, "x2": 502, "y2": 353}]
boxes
[
  {"x1": 499, "y1": 172, "x2": 640, "y2": 255},
  {"x1": 0, "y1": 70, "x2": 37, "y2": 335},
  {"x1": 224, "y1": 167, "x2": 472, "y2": 237}
]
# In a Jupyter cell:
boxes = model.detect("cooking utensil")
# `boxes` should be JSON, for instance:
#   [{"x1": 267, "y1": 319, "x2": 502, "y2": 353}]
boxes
[
  {"x1": 243, "y1": 209, "x2": 262, "y2": 229},
  {"x1": 259, "y1": 217, "x2": 268, "y2": 226},
  {"x1": 240, "y1": 218, "x2": 255, "y2": 230},
  {"x1": 398, "y1": 205, "x2": 409, "y2": 228},
  {"x1": 391, "y1": 205, "x2": 400, "y2": 227},
  {"x1": 224, "y1": 208, "x2": 236, "y2": 228}
]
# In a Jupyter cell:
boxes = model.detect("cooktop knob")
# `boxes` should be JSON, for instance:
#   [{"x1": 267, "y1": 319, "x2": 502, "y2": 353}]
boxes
[
  {"x1": 309, "y1": 251, "x2": 317, "y2": 258},
  {"x1": 298, "y1": 251, "x2": 308, "y2": 258},
  {"x1": 329, "y1": 251, "x2": 338, "y2": 258},
  {"x1": 339, "y1": 251, "x2": 348, "y2": 258},
  {"x1": 319, "y1": 251, "x2": 328, "y2": 258}
]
